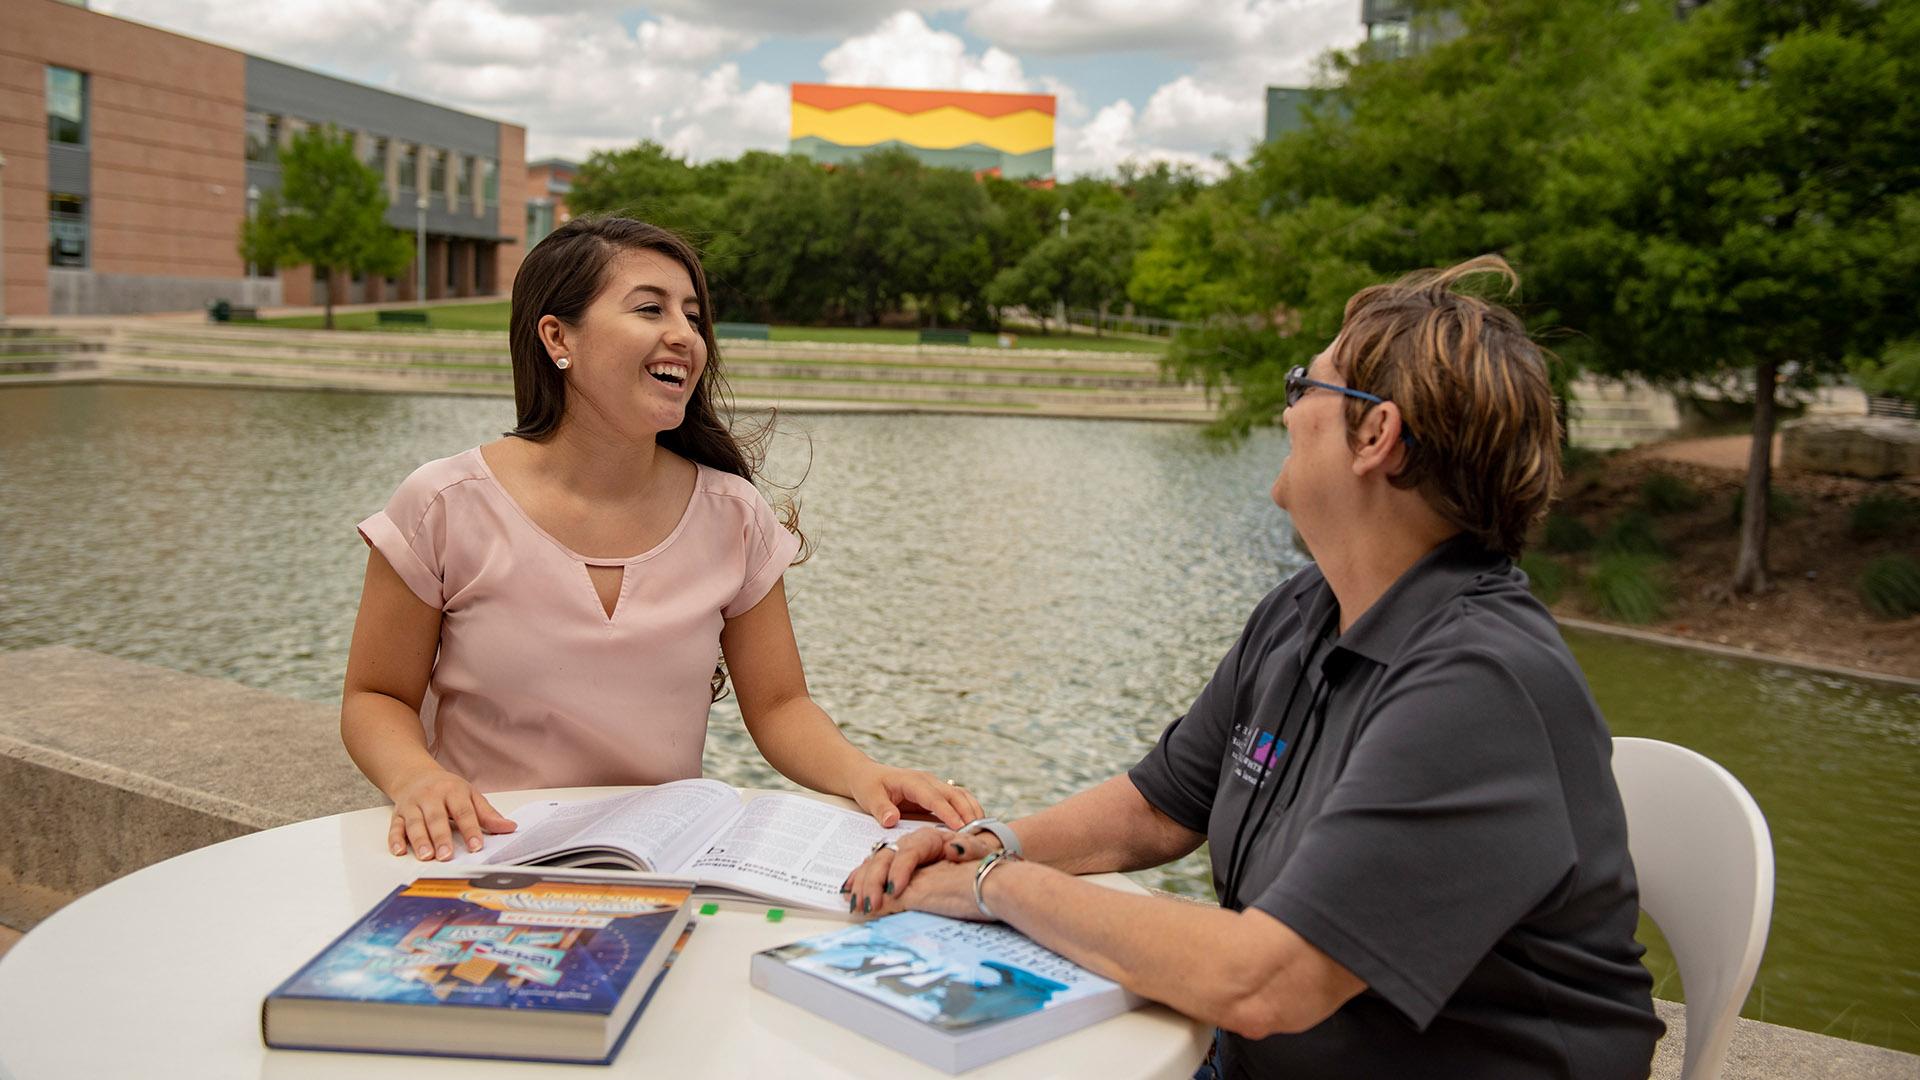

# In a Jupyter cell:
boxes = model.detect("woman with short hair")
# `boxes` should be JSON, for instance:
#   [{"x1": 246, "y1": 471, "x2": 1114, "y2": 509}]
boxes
[{"x1": 848, "y1": 256, "x2": 1662, "y2": 1080}]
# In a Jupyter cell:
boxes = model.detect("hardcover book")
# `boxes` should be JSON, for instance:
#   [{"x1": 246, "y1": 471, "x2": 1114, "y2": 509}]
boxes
[
  {"x1": 263, "y1": 873, "x2": 694, "y2": 1064},
  {"x1": 459, "y1": 779, "x2": 927, "y2": 914},
  {"x1": 751, "y1": 911, "x2": 1145, "y2": 1073}
]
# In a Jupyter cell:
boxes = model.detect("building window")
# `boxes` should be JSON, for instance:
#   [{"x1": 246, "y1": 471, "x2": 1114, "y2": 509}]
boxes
[
  {"x1": 398, "y1": 144, "x2": 419, "y2": 190},
  {"x1": 49, "y1": 193, "x2": 88, "y2": 267},
  {"x1": 367, "y1": 135, "x2": 389, "y2": 174},
  {"x1": 526, "y1": 200, "x2": 554, "y2": 247},
  {"x1": 47, "y1": 67, "x2": 87, "y2": 145},
  {"x1": 245, "y1": 111, "x2": 280, "y2": 162},
  {"x1": 454, "y1": 155, "x2": 472, "y2": 205},
  {"x1": 429, "y1": 149, "x2": 448, "y2": 196},
  {"x1": 481, "y1": 159, "x2": 498, "y2": 206}
]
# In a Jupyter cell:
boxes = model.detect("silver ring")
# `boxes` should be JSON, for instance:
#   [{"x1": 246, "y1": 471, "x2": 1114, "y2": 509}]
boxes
[
  {"x1": 869, "y1": 839, "x2": 899, "y2": 855},
  {"x1": 945, "y1": 778, "x2": 960, "y2": 787}
]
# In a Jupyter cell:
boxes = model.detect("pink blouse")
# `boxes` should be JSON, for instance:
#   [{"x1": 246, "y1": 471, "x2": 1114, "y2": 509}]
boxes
[{"x1": 357, "y1": 448, "x2": 801, "y2": 793}]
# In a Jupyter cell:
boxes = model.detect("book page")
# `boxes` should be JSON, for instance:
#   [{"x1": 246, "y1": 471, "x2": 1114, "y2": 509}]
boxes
[
  {"x1": 480, "y1": 780, "x2": 740, "y2": 871},
  {"x1": 676, "y1": 794, "x2": 927, "y2": 909}
]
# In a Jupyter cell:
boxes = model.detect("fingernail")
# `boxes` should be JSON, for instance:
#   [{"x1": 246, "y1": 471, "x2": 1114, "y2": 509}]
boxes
[
  {"x1": 862, "y1": 898, "x2": 871, "y2": 914},
  {"x1": 416, "y1": 847, "x2": 431, "y2": 859},
  {"x1": 392, "y1": 844, "x2": 405, "y2": 856},
  {"x1": 437, "y1": 845, "x2": 451, "y2": 859},
  {"x1": 469, "y1": 838, "x2": 482, "y2": 851},
  {"x1": 849, "y1": 896, "x2": 857, "y2": 913},
  {"x1": 883, "y1": 881, "x2": 893, "y2": 894}
]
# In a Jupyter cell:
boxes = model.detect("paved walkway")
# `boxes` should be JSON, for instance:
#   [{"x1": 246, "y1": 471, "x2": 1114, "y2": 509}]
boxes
[{"x1": 1640, "y1": 434, "x2": 1779, "y2": 470}]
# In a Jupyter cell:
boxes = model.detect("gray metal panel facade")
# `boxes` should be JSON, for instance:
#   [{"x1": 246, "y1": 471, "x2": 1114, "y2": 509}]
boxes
[
  {"x1": 48, "y1": 144, "x2": 89, "y2": 195},
  {"x1": 381, "y1": 200, "x2": 510, "y2": 242},
  {"x1": 244, "y1": 56, "x2": 500, "y2": 158}
]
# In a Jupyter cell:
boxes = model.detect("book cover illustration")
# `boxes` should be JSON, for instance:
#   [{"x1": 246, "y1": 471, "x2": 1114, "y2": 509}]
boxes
[
  {"x1": 271, "y1": 876, "x2": 690, "y2": 1015},
  {"x1": 763, "y1": 912, "x2": 1120, "y2": 1032}
]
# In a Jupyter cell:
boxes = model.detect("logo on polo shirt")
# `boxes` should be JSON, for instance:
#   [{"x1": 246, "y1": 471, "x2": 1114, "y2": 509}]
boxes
[{"x1": 1230, "y1": 722, "x2": 1288, "y2": 785}]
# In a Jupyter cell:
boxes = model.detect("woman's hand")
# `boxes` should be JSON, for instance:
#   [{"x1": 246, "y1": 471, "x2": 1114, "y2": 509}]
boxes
[
  {"x1": 841, "y1": 823, "x2": 1005, "y2": 915},
  {"x1": 387, "y1": 767, "x2": 517, "y2": 861},
  {"x1": 845, "y1": 763, "x2": 985, "y2": 830}
]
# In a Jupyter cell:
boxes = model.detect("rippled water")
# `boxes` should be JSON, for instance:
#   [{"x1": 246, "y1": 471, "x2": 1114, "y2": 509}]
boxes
[{"x1": 2, "y1": 384, "x2": 1915, "y2": 1052}]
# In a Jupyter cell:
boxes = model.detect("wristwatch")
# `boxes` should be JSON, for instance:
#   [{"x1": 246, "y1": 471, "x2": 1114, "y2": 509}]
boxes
[{"x1": 956, "y1": 817, "x2": 1022, "y2": 858}]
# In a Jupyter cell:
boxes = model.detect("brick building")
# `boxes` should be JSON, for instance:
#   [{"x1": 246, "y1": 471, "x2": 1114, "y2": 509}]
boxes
[{"x1": 0, "y1": 0, "x2": 527, "y2": 316}]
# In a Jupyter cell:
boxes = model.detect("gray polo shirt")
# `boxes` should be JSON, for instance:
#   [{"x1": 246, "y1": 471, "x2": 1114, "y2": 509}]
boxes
[{"x1": 1130, "y1": 534, "x2": 1662, "y2": 1080}]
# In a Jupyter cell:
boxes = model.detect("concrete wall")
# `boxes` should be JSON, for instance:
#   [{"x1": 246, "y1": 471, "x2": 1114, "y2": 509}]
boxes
[{"x1": 48, "y1": 267, "x2": 280, "y2": 314}]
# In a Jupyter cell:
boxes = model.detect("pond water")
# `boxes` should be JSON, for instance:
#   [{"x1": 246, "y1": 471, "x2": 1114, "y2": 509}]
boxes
[{"x1": 2, "y1": 383, "x2": 1914, "y2": 1052}]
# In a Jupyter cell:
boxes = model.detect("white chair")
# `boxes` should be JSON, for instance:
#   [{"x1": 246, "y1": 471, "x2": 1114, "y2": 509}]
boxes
[{"x1": 1611, "y1": 736, "x2": 1775, "y2": 1080}]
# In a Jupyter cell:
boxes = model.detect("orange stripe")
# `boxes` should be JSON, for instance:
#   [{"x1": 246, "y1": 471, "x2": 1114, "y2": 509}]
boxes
[{"x1": 791, "y1": 82, "x2": 1056, "y2": 119}]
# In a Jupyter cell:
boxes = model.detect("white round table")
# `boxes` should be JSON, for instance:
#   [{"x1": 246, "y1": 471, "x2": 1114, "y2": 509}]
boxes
[{"x1": 0, "y1": 787, "x2": 1211, "y2": 1078}]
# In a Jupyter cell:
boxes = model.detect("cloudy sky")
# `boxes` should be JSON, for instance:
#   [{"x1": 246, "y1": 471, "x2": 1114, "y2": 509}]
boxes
[{"x1": 95, "y1": 1, "x2": 1365, "y2": 177}]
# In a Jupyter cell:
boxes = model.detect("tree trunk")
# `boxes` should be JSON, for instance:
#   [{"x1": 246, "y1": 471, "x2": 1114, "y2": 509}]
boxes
[
  {"x1": 1732, "y1": 356, "x2": 1778, "y2": 595},
  {"x1": 321, "y1": 266, "x2": 335, "y2": 331}
]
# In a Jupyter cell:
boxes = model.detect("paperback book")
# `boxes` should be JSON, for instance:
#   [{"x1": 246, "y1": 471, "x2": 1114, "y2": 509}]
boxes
[
  {"x1": 461, "y1": 779, "x2": 926, "y2": 913},
  {"x1": 263, "y1": 873, "x2": 694, "y2": 1064},
  {"x1": 751, "y1": 911, "x2": 1144, "y2": 1073}
]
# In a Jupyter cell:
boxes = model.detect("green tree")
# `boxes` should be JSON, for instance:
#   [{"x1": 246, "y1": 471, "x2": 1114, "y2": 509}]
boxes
[
  {"x1": 1132, "y1": 0, "x2": 1662, "y2": 430},
  {"x1": 1529, "y1": 0, "x2": 1920, "y2": 593},
  {"x1": 240, "y1": 124, "x2": 411, "y2": 330}
]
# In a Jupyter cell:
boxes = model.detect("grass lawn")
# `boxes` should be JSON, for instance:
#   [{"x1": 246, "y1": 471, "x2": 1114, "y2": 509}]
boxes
[{"x1": 259, "y1": 304, "x2": 1167, "y2": 354}]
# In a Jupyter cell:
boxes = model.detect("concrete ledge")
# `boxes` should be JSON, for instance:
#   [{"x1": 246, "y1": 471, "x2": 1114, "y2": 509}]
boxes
[
  {"x1": 1650, "y1": 999, "x2": 1918, "y2": 1079},
  {"x1": 0, "y1": 646, "x2": 382, "y2": 930}
]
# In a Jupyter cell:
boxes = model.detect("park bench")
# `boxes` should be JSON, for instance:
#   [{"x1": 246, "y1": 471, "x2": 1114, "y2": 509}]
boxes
[
  {"x1": 376, "y1": 310, "x2": 430, "y2": 327},
  {"x1": 918, "y1": 327, "x2": 972, "y2": 346},
  {"x1": 715, "y1": 321, "x2": 772, "y2": 340}
]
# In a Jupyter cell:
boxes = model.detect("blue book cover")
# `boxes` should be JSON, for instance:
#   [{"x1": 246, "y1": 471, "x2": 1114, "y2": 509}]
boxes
[
  {"x1": 759, "y1": 911, "x2": 1125, "y2": 1033},
  {"x1": 265, "y1": 873, "x2": 693, "y2": 1063}
]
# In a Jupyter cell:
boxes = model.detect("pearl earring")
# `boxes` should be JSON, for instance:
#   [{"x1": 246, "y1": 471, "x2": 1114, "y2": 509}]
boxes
[{"x1": 555, "y1": 356, "x2": 571, "y2": 370}]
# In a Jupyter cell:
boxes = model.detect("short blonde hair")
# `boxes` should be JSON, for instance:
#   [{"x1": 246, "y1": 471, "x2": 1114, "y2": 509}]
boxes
[{"x1": 1329, "y1": 254, "x2": 1561, "y2": 557}]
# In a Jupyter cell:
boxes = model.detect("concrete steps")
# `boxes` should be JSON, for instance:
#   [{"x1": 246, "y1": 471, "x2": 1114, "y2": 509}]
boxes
[{"x1": 2, "y1": 320, "x2": 1214, "y2": 422}]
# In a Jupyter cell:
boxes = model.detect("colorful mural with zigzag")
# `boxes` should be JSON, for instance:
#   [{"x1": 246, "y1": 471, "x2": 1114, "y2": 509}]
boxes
[{"x1": 789, "y1": 83, "x2": 1056, "y2": 180}]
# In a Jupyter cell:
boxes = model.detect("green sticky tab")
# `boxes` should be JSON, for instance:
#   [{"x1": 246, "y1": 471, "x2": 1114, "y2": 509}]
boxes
[
  {"x1": 765, "y1": 908, "x2": 785, "y2": 923},
  {"x1": 699, "y1": 903, "x2": 718, "y2": 917}
]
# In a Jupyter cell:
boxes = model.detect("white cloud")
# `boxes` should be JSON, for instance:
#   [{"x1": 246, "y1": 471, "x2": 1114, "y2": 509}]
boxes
[
  {"x1": 88, "y1": 0, "x2": 1364, "y2": 176},
  {"x1": 819, "y1": 12, "x2": 1030, "y2": 92}
]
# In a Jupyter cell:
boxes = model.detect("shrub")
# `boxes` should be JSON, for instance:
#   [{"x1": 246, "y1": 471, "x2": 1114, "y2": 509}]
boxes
[
  {"x1": 1517, "y1": 553, "x2": 1567, "y2": 606},
  {"x1": 1544, "y1": 512, "x2": 1595, "y2": 554},
  {"x1": 1562, "y1": 444, "x2": 1602, "y2": 476},
  {"x1": 1858, "y1": 555, "x2": 1920, "y2": 619},
  {"x1": 1849, "y1": 492, "x2": 1920, "y2": 542},
  {"x1": 1586, "y1": 553, "x2": 1668, "y2": 624},
  {"x1": 1730, "y1": 488, "x2": 1803, "y2": 525},
  {"x1": 1599, "y1": 510, "x2": 1665, "y2": 556},
  {"x1": 1639, "y1": 472, "x2": 1704, "y2": 515}
]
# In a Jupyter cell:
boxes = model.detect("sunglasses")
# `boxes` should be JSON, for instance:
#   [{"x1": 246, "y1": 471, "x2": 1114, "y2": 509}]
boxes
[{"x1": 1284, "y1": 366, "x2": 1417, "y2": 447}]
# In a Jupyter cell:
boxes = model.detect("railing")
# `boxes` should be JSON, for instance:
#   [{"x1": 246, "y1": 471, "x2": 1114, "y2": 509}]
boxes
[{"x1": 1064, "y1": 309, "x2": 1196, "y2": 337}]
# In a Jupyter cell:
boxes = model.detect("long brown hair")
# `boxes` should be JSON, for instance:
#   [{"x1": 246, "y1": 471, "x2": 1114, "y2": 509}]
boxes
[{"x1": 507, "y1": 216, "x2": 805, "y2": 697}]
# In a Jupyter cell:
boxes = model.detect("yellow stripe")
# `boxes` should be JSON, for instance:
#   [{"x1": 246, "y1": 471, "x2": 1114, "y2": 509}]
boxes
[{"x1": 789, "y1": 102, "x2": 1055, "y2": 155}]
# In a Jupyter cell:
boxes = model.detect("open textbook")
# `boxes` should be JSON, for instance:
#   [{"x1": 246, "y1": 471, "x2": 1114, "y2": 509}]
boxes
[{"x1": 459, "y1": 780, "x2": 928, "y2": 913}]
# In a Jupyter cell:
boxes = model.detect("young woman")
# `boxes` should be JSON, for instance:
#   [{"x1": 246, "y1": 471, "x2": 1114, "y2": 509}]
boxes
[{"x1": 342, "y1": 216, "x2": 981, "y2": 862}]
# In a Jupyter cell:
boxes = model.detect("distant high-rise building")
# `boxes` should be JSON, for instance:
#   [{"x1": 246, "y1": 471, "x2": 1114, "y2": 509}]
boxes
[
  {"x1": 1265, "y1": 87, "x2": 1321, "y2": 143},
  {"x1": 789, "y1": 84, "x2": 1055, "y2": 180},
  {"x1": 1361, "y1": 0, "x2": 1464, "y2": 58}
]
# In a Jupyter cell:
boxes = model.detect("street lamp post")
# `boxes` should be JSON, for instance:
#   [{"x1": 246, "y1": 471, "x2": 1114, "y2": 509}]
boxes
[
  {"x1": 244, "y1": 184, "x2": 259, "y2": 281},
  {"x1": 1055, "y1": 207, "x2": 1071, "y2": 335},
  {"x1": 415, "y1": 195, "x2": 428, "y2": 304}
]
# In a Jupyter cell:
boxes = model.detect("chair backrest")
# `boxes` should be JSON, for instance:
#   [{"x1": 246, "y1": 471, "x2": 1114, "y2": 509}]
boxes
[{"x1": 1611, "y1": 736, "x2": 1774, "y2": 1080}]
